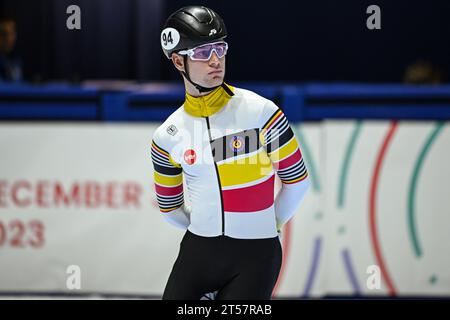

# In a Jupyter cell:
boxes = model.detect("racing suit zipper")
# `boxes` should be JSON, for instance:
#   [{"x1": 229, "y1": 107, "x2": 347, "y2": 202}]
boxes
[{"x1": 205, "y1": 116, "x2": 225, "y2": 235}]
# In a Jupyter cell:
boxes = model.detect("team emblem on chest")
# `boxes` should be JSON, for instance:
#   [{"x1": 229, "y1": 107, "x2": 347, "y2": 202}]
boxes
[
  {"x1": 184, "y1": 149, "x2": 197, "y2": 165},
  {"x1": 230, "y1": 136, "x2": 245, "y2": 152}
]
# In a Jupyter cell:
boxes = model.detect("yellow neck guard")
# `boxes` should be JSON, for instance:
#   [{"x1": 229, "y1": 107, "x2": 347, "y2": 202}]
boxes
[{"x1": 184, "y1": 83, "x2": 234, "y2": 117}]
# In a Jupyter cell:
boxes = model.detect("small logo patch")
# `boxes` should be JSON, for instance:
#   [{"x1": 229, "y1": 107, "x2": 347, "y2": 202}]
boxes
[
  {"x1": 184, "y1": 149, "x2": 197, "y2": 165},
  {"x1": 209, "y1": 29, "x2": 217, "y2": 36},
  {"x1": 229, "y1": 136, "x2": 245, "y2": 152},
  {"x1": 167, "y1": 125, "x2": 178, "y2": 136}
]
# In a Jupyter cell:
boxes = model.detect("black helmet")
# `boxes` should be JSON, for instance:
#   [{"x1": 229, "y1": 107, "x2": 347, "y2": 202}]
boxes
[{"x1": 161, "y1": 6, "x2": 227, "y2": 59}]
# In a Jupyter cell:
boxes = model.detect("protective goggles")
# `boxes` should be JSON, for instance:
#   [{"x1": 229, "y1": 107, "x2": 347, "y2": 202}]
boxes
[{"x1": 178, "y1": 41, "x2": 228, "y2": 61}]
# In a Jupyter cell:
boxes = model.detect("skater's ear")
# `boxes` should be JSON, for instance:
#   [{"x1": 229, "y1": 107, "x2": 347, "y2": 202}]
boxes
[{"x1": 171, "y1": 53, "x2": 185, "y2": 72}]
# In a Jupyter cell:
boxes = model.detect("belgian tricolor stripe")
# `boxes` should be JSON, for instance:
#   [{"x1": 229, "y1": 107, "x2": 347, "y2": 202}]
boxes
[
  {"x1": 151, "y1": 140, "x2": 184, "y2": 212},
  {"x1": 217, "y1": 149, "x2": 272, "y2": 187},
  {"x1": 222, "y1": 175, "x2": 275, "y2": 212},
  {"x1": 212, "y1": 128, "x2": 276, "y2": 213}
]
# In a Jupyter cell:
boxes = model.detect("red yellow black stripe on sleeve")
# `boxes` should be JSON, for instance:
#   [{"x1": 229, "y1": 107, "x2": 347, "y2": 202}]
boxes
[
  {"x1": 150, "y1": 140, "x2": 184, "y2": 212},
  {"x1": 262, "y1": 109, "x2": 308, "y2": 184}
]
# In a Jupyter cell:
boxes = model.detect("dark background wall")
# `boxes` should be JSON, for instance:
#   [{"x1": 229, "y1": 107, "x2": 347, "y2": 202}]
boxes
[{"x1": 1, "y1": 0, "x2": 449, "y2": 83}]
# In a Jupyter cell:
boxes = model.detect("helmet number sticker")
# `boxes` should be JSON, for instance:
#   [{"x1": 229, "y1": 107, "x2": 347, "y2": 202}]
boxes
[{"x1": 161, "y1": 28, "x2": 180, "y2": 50}]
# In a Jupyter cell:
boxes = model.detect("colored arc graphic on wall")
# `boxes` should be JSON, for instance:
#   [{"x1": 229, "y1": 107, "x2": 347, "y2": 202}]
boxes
[
  {"x1": 337, "y1": 121, "x2": 363, "y2": 294},
  {"x1": 337, "y1": 121, "x2": 445, "y2": 296},
  {"x1": 338, "y1": 121, "x2": 362, "y2": 208},
  {"x1": 295, "y1": 127, "x2": 325, "y2": 297},
  {"x1": 295, "y1": 127, "x2": 320, "y2": 192},
  {"x1": 272, "y1": 220, "x2": 292, "y2": 297},
  {"x1": 369, "y1": 121, "x2": 398, "y2": 296},
  {"x1": 302, "y1": 237, "x2": 322, "y2": 297},
  {"x1": 272, "y1": 126, "x2": 320, "y2": 297},
  {"x1": 272, "y1": 126, "x2": 323, "y2": 297},
  {"x1": 276, "y1": 121, "x2": 444, "y2": 298},
  {"x1": 407, "y1": 122, "x2": 444, "y2": 258}
]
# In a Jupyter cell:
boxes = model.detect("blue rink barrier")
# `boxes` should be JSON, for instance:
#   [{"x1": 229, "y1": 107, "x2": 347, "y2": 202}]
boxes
[
  {"x1": 0, "y1": 83, "x2": 101, "y2": 120},
  {"x1": 297, "y1": 83, "x2": 450, "y2": 121},
  {"x1": 1, "y1": 82, "x2": 450, "y2": 121}
]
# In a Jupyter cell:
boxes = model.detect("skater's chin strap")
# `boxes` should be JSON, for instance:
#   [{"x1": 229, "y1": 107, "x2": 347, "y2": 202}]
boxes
[{"x1": 181, "y1": 55, "x2": 229, "y2": 94}]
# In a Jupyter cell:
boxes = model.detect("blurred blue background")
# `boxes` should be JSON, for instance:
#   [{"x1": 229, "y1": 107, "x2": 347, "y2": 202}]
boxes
[{"x1": 1, "y1": 0, "x2": 449, "y2": 84}]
